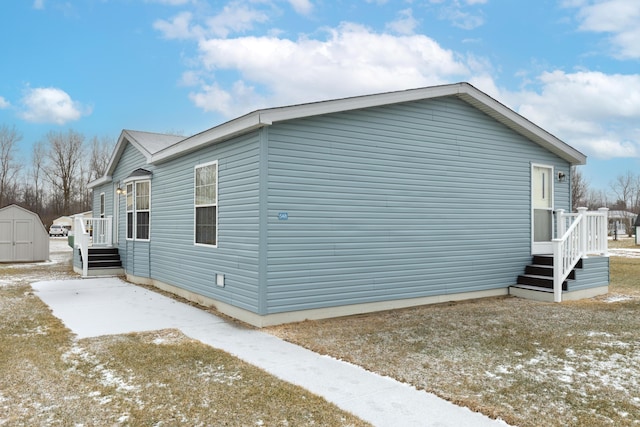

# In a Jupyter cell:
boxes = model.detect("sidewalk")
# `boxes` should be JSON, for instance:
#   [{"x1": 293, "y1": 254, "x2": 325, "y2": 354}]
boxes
[{"x1": 32, "y1": 277, "x2": 508, "y2": 427}]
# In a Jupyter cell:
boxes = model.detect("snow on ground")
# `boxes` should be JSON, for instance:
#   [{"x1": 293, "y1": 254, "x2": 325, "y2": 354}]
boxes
[
  {"x1": 609, "y1": 248, "x2": 640, "y2": 258},
  {"x1": 0, "y1": 238, "x2": 75, "y2": 287}
]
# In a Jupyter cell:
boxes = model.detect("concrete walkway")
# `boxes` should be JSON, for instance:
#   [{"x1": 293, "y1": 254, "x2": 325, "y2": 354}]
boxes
[{"x1": 32, "y1": 277, "x2": 508, "y2": 427}]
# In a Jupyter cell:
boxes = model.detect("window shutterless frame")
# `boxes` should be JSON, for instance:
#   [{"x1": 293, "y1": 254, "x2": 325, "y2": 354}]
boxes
[
  {"x1": 125, "y1": 180, "x2": 151, "y2": 241},
  {"x1": 194, "y1": 160, "x2": 218, "y2": 247}
]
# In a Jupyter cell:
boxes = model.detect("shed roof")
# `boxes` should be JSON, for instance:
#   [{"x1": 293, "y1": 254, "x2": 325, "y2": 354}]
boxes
[{"x1": 90, "y1": 82, "x2": 587, "y2": 188}]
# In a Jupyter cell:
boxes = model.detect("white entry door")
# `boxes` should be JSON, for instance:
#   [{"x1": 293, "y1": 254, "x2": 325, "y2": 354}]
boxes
[{"x1": 532, "y1": 165, "x2": 554, "y2": 254}]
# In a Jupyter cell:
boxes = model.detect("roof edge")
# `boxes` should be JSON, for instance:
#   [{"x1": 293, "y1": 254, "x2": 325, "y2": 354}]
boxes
[
  {"x1": 150, "y1": 82, "x2": 586, "y2": 166},
  {"x1": 151, "y1": 113, "x2": 270, "y2": 164}
]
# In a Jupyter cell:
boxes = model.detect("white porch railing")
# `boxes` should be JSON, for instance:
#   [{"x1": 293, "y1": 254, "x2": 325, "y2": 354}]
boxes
[
  {"x1": 552, "y1": 207, "x2": 608, "y2": 302},
  {"x1": 74, "y1": 216, "x2": 113, "y2": 277}
]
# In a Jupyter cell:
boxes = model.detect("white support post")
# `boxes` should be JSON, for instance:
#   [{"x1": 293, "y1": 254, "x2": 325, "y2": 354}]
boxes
[
  {"x1": 556, "y1": 209, "x2": 566, "y2": 238},
  {"x1": 598, "y1": 207, "x2": 609, "y2": 256},
  {"x1": 553, "y1": 239, "x2": 562, "y2": 303},
  {"x1": 577, "y1": 207, "x2": 588, "y2": 259}
]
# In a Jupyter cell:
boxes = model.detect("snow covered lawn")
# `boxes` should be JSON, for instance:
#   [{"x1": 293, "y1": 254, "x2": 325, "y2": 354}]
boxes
[
  {"x1": 0, "y1": 240, "x2": 369, "y2": 426},
  {"x1": 267, "y1": 252, "x2": 640, "y2": 427}
]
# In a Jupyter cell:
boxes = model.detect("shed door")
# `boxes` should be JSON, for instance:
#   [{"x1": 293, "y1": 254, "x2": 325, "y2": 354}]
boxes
[
  {"x1": 0, "y1": 219, "x2": 33, "y2": 262},
  {"x1": 0, "y1": 219, "x2": 13, "y2": 261},
  {"x1": 532, "y1": 165, "x2": 554, "y2": 254},
  {"x1": 14, "y1": 219, "x2": 34, "y2": 261}
]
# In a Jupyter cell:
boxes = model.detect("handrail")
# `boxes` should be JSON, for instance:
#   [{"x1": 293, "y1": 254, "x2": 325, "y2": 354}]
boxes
[
  {"x1": 552, "y1": 207, "x2": 608, "y2": 302},
  {"x1": 74, "y1": 217, "x2": 90, "y2": 277},
  {"x1": 73, "y1": 216, "x2": 113, "y2": 278}
]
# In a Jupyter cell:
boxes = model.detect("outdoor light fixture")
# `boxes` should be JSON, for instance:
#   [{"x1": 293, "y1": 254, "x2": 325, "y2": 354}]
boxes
[
  {"x1": 557, "y1": 171, "x2": 566, "y2": 182},
  {"x1": 116, "y1": 187, "x2": 125, "y2": 195}
]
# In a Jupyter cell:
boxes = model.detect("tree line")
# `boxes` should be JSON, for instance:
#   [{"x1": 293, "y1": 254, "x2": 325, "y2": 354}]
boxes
[
  {"x1": 0, "y1": 124, "x2": 113, "y2": 227},
  {"x1": 573, "y1": 168, "x2": 640, "y2": 213}
]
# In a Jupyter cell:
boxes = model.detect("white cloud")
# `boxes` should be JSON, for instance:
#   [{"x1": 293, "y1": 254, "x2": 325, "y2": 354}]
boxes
[
  {"x1": 205, "y1": 3, "x2": 270, "y2": 38},
  {"x1": 569, "y1": 0, "x2": 640, "y2": 59},
  {"x1": 146, "y1": 0, "x2": 193, "y2": 5},
  {"x1": 386, "y1": 8, "x2": 419, "y2": 35},
  {"x1": 509, "y1": 70, "x2": 640, "y2": 159},
  {"x1": 432, "y1": 0, "x2": 486, "y2": 30},
  {"x1": 19, "y1": 87, "x2": 90, "y2": 124},
  {"x1": 33, "y1": 0, "x2": 44, "y2": 10},
  {"x1": 189, "y1": 22, "x2": 479, "y2": 117},
  {"x1": 287, "y1": 0, "x2": 313, "y2": 15},
  {"x1": 154, "y1": 11, "x2": 202, "y2": 39},
  {"x1": 154, "y1": 2, "x2": 270, "y2": 40},
  {"x1": 0, "y1": 96, "x2": 9, "y2": 109}
]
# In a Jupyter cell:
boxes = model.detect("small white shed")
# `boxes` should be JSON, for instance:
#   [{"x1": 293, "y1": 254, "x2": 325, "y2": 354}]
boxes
[{"x1": 0, "y1": 204, "x2": 50, "y2": 262}]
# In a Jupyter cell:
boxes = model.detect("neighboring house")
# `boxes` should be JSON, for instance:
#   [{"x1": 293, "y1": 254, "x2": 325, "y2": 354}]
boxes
[
  {"x1": 52, "y1": 215, "x2": 73, "y2": 232},
  {"x1": 84, "y1": 83, "x2": 609, "y2": 327},
  {"x1": 70, "y1": 210, "x2": 93, "y2": 232},
  {"x1": 0, "y1": 204, "x2": 49, "y2": 263},
  {"x1": 607, "y1": 210, "x2": 636, "y2": 237}
]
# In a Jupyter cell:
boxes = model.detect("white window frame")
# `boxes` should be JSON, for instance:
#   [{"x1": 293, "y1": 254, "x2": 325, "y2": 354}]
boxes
[
  {"x1": 125, "y1": 179, "x2": 151, "y2": 241},
  {"x1": 194, "y1": 160, "x2": 218, "y2": 247}
]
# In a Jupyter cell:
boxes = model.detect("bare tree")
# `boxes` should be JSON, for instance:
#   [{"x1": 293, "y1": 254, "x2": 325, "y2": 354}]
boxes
[
  {"x1": 610, "y1": 171, "x2": 636, "y2": 211},
  {"x1": 571, "y1": 166, "x2": 588, "y2": 210},
  {"x1": 44, "y1": 129, "x2": 85, "y2": 214},
  {"x1": 88, "y1": 135, "x2": 114, "y2": 181},
  {"x1": 30, "y1": 141, "x2": 46, "y2": 212},
  {"x1": 0, "y1": 124, "x2": 22, "y2": 208},
  {"x1": 585, "y1": 188, "x2": 609, "y2": 210}
]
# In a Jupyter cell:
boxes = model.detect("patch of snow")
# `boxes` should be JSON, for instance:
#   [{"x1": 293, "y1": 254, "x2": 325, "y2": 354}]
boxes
[
  {"x1": 609, "y1": 248, "x2": 640, "y2": 258},
  {"x1": 195, "y1": 363, "x2": 243, "y2": 385},
  {"x1": 587, "y1": 331, "x2": 614, "y2": 338},
  {"x1": 603, "y1": 295, "x2": 634, "y2": 303}
]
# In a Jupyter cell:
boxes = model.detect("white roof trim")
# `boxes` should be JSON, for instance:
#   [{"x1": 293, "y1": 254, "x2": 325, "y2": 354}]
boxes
[
  {"x1": 151, "y1": 82, "x2": 586, "y2": 166},
  {"x1": 87, "y1": 175, "x2": 112, "y2": 189},
  {"x1": 89, "y1": 82, "x2": 586, "y2": 188},
  {"x1": 152, "y1": 113, "x2": 270, "y2": 163}
]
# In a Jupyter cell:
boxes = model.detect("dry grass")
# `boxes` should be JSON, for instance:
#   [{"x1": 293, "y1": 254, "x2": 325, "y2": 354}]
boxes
[
  {"x1": 608, "y1": 237, "x2": 637, "y2": 250},
  {"x1": 267, "y1": 256, "x2": 640, "y2": 427},
  {"x1": 0, "y1": 248, "x2": 369, "y2": 426}
]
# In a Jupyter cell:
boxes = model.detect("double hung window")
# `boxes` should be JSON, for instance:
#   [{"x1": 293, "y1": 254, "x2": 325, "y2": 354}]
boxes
[
  {"x1": 195, "y1": 161, "x2": 217, "y2": 246},
  {"x1": 126, "y1": 180, "x2": 150, "y2": 240}
]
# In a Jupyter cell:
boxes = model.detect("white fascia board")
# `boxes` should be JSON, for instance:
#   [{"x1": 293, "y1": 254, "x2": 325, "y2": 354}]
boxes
[
  {"x1": 103, "y1": 130, "x2": 154, "y2": 179},
  {"x1": 87, "y1": 175, "x2": 112, "y2": 189},
  {"x1": 150, "y1": 85, "x2": 464, "y2": 164},
  {"x1": 151, "y1": 113, "x2": 270, "y2": 164},
  {"x1": 457, "y1": 85, "x2": 587, "y2": 165},
  {"x1": 259, "y1": 84, "x2": 464, "y2": 123},
  {"x1": 147, "y1": 81, "x2": 584, "y2": 167}
]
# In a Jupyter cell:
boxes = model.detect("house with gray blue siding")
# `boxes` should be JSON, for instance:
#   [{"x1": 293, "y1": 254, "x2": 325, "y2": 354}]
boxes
[{"x1": 83, "y1": 82, "x2": 609, "y2": 327}]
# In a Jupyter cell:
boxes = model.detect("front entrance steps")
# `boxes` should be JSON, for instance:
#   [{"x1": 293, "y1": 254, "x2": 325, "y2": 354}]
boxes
[
  {"x1": 78, "y1": 247, "x2": 124, "y2": 277},
  {"x1": 509, "y1": 254, "x2": 577, "y2": 301}
]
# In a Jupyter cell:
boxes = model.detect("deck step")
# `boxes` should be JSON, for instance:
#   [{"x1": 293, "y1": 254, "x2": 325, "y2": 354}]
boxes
[
  {"x1": 516, "y1": 274, "x2": 568, "y2": 290},
  {"x1": 516, "y1": 254, "x2": 583, "y2": 291},
  {"x1": 524, "y1": 264, "x2": 575, "y2": 280},
  {"x1": 80, "y1": 247, "x2": 122, "y2": 270}
]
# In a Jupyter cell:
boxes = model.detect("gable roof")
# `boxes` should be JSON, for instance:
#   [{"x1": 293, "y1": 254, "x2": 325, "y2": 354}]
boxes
[
  {"x1": 89, "y1": 130, "x2": 183, "y2": 188},
  {"x1": 90, "y1": 82, "x2": 586, "y2": 188}
]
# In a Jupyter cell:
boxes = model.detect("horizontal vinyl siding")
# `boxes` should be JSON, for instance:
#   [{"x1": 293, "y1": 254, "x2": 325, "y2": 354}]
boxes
[
  {"x1": 265, "y1": 97, "x2": 571, "y2": 313},
  {"x1": 571, "y1": 256, "x2": 610, "y2": 291},
  {"x1": 149, "y1": 133, "x2": 261, "y2": 312},
  {"x1": 110, "y1": 143, "x2": 153, "y2": 274}
]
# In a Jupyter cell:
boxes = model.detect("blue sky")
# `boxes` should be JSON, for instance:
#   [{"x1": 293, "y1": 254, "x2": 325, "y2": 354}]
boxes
[{"x1": 1, "y1": 0, "x2": 639, "y2": 194}]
